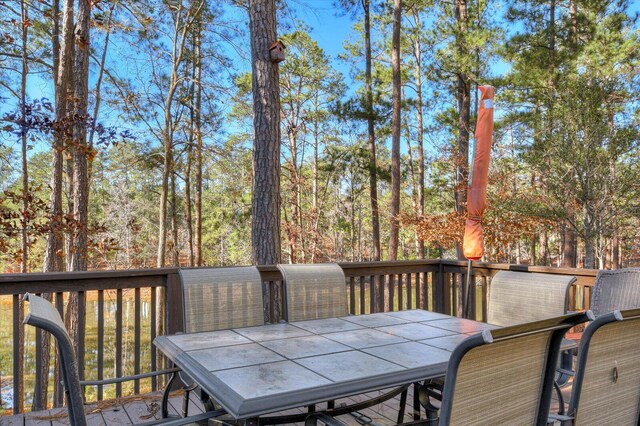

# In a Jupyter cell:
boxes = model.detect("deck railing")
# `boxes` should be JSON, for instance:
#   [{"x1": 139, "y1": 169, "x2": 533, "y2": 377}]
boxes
[{"x1": 0, "y1": 260, "x2": 598, "y2": 415}]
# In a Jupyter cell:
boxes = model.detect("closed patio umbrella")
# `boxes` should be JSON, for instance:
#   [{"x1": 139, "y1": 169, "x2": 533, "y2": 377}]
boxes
[{"x1": 463, "y1": 85, "x2": 495, "y2": 318}]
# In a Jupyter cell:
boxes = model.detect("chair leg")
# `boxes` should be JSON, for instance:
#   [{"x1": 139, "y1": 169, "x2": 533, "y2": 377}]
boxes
[
  {"x1": 182, "y1": 383, "x2": 197, "y2": 417},
  {"x1": 554, "y1": 381, "x2": 565, "y2": 416},
  {"x1": 161, "y1": 371, "x2": 178, "y2": 418},
  {"x1": 397, "y1": 388, "x2": 408, "y2": 424},
  {"x1": 413, "y1": 383, "x2": 422, "y2": 420}
]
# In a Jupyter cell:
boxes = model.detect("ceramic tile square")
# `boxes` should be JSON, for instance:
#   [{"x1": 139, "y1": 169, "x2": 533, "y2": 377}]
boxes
[
  {"x1": 261, "y1": 335, "x2": 351, "y2": 359},
  {"x1": 341, "y1": 313, "x2": 409, "y2": 328},
  {"x1": 212, "y1": 361, "x2": 332, "y2": 399},
  {"x1": 363, "y1": 342, "x2": 451, "y2": 368},
  {"x1": 323, "y1": 328, "x2": 407, "y2": 349},
  {"x1": 420, "y1": 334, "x2": 471, "y2": 351},
  {"x1": 386, "y1": 309, "x2": 452, "y2": 322},
  {"x1": 187, "y1": 343, "x2": 284, "y2": 371},
  {"x1": 234, "y1": 323, "x2": 312, "y2": 341},
  {"x1": 376, "y1": 323, "x2": 455, "y2": 341},
  {"x1": 296, "y1": 351, "x2": 405, "y2": 381},
  {"x1": 167, "y1": 330, "x2": 251, "y2": 351},
  {"x1": 291, "y1": 317, "x2": 364, "y2": 334},
  {"x1": 428, "y1": 318, "x2": 499, "y2": 333}
]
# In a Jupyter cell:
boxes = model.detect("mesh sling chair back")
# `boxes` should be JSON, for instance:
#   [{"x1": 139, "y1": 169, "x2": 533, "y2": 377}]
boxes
[
  {"x1": 589, "y1": 267, "x2": 640, "y2": 318},
  {"x1": 487, "y1": 271, "x2": 576, "y2": 326},
  {"x1": 180, "y1": 266, "x2": 265, "y2": 332},
  {"x1": 306, "y1": 312, "x2": 589, "y2": 426},
  {"x1": 177, "y1": 266, "x2": 265, "y2": 416},
  {"x1": 563, "y1": 308, "x2": 640, "y2": 426},
  {"x1": 23, "y1": 293, "x2": 221, "y2": 426},
  {"x1": 277, "y1": 263, "x2": 348, "y2": 322}
]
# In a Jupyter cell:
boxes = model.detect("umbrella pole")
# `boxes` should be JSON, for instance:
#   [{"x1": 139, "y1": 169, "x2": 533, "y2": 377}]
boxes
[{"x1": 464, "y1": 259, "x2": 472, "y2": 318}]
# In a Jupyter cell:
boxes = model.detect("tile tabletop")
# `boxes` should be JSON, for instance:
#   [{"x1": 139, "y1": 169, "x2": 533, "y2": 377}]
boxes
[{"x1": 154, "y1": 309, "x2": 492, "y2": 420}]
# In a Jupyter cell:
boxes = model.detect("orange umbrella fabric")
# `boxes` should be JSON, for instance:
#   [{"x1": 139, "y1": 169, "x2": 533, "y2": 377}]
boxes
[{"x1": 463, "y1": 86, "x2": 495, "y2": 260}]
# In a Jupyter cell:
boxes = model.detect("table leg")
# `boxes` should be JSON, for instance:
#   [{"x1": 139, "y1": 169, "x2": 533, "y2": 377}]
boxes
[{"x1": 244, "y1": 417, "x2": 260, "y2": 426}]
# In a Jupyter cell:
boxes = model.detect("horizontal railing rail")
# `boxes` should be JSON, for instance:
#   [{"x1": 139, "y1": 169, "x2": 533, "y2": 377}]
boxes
[{"x1": 0, "y1": 260, "x2": 599, "y2": 415}]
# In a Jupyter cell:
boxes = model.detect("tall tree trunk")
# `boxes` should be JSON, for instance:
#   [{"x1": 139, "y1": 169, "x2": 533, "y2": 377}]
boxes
[
  {"x1": 70, "y1": 0, "x2": 91, "y2": 272},
  {"x1": 48, "y1": 0, "x2": 73, "y2": 407},
  {"x1": 249, "y1": 0, "x2": 281, "y2": 266},
  {"x1": 20, "y1": 0, "x2": 29, "y2": 274},
  {"x1": 66, "y1": 0, "x2": 91, "y2": 395},
  {"x1": 310, "y1": 95, "x2": 320, "y2": 263},
  {"x1": 194, "y1": 21, "x2": 203, "y2": 266},
  {"x1": 363, "y1": 0, "x2": 381, "y2": 262},
  {"x1": 454, "y1": 0, "x2": 470, "y2": 259},
  {"x1": 185, "y1": 39, "x2": 196, "y2": 267},
  {"x1": 414, "y1": 12, "x2": 425, "y2": 259},
  {"x1": 388, "y1": 0, "x2": 402, "y2": 261},
  {"x1": 17, "y1": 2, "x2": 28, "y2": 414},
  {"x1": 170, "y1": 169, "x2": 180, "y2": 266},
  {"x1": 156, "y1": 0, "x2": 198, "y2": 267}
]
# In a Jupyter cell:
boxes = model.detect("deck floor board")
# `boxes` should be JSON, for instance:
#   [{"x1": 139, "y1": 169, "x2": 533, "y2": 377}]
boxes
[{"x1": 1, "y1": 383, "x2": 568, "y2": 425}]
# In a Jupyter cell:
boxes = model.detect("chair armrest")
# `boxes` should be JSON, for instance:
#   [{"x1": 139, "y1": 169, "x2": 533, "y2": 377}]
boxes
[{"x1": 79, "y1": 367, "x2": 180, "y2": 387}]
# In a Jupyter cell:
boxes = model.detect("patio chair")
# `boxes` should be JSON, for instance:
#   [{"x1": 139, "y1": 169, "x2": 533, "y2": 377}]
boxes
[
  {"x1": 177, "y1": 266, "x2": 265, "y2": 415},
  {"x1": 553, "y1": 308, "x2": 640, "y2": 426},
  {"x1": 306, "y1": 312, "x2": 589, "y2": 426},
  {"x1": 486, "y1": 271, "x2": 576, "y2": 327},
  {"x1": 277, "y1": 263, "x2": 411, "y2": 421},
  {"x1": 277, "y1": 263, "x2": 348, "y2": 322},
  {"x1": 589, "y1": 267, "x2": 640, "y2": 318},
  {"x1": 419, "y1": 271, "x2": 577, "y2": 418},
  {"x1": 23, "y1": 293, "x2": 224, "y2": 426}
]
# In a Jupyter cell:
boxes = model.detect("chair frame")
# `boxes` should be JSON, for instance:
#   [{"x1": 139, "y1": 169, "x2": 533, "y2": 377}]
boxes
[
  {"x1": 23, "y1": 293, "x2": 224, "y2": 426},
  {"x1": 560, "y1": 308, "x2": 640, "y2": 426}
]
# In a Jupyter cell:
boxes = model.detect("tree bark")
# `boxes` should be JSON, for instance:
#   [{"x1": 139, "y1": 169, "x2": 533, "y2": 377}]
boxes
[
  {"x1": 561, "y1": 213, "x2": 577, "y2": 267},
  {"x1": 388, "y1": 0, "x2": 402, "y2": 261},
  {"x1": 194, "y1": 20, "x2": 203, "y2": 266},
  {"x1": 414, "y1": 11, "x2": 425, "y2": 259},
  {"x1": 69, "y1": 0, "x2": 91, "y2": 272},
  {"x1": 20, "y1": 0, "x2": 29, "y2": 274},
  {"x1": 454, "y1": 0, "x2": 470, "y2": 260},
  {"x1": 361, "y1": 0, "x2": 381, "y2": 262},
  {"x1": 249, "y1": 0, "x2": 281, "y2": 265}
]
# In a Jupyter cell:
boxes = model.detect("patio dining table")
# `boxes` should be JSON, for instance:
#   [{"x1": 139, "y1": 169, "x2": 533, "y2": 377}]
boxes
[{"x1": 153, "y1": 309, "x2": 498, "y2": 425}]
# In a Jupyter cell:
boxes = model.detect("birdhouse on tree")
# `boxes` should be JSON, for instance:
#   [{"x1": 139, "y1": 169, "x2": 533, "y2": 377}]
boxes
[{"x1": 269, "y1": 40, "x2": 286, "y2": 63}]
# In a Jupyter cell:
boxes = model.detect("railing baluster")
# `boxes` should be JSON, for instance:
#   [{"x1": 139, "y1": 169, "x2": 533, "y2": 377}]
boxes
[
  {"x1": 349, "y1": 277, "x2": 355, "y2": 314},
  {"x1": 151, "y1": 286, "x2": 157, "y2": 391},
  {"x1": 55, "y1": 292, "x2": 64, "y2": 407},
  {"x1": 369, "y1": 275, "x2": 376, "y2": 313},
  {"x1": 13, "y1": 294, "x2": 23, "y2": 414},
  {"x1": 406, "y1": 273, "x2": 413, "y2": 309},
  {"x1": 388, "y1": 275, "x2": 395, "y2": 312},
  {"x1": 116, "y1": 288, "x2": 123, "y2": 398},
  {"x1": 397, "y1": 274, "x2": 403, "y2": 311},
  {"x1": 134, "y1": 287, "x2": 141, "y2": 394},
  {"x1": 359, "y1": 276, "x2": 365, "y2": 315},
  {"x1": 268, "y1": 281, "x2": 276, "y2": 323},
  {"x1": 78, "y1": 291, "x2": 86, "y2": 386},
  {"x1": 481, "y1": 276, "x2": 488, "y2": 322},
  {"x1": 98, "y1": 290, "x2": 104, "y2": 400},
  {"x1": 424, "y1": 272, "x2": 429, "y2": 311}
]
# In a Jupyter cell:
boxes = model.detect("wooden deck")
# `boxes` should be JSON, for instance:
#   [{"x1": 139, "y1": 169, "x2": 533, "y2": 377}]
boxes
[{"x1": 0, "y1": 384, "x2": 571, "y2": 425}]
